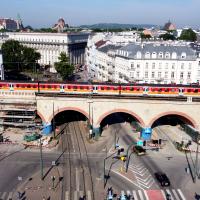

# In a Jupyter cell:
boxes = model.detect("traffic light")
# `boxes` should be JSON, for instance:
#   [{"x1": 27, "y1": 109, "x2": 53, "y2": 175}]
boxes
[{"x1": 158, "y1": 139, "x2": 162, "y2": 145}]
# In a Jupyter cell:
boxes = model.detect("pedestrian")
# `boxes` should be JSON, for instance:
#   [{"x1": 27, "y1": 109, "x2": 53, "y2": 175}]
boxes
[
  {"x1": 42, "y1": 196, "x2": 46, "y2": 200},
  {"x1": 17, "y1": 191, "x2": 21, "y2": 199}
]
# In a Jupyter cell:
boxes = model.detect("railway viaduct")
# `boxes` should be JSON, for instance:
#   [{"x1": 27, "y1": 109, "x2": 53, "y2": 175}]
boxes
[
  {"x1": 36, "y1": 94, "x2": 200, "y2": 134},
  {"x1": 1, "y1": 92, "x2": 200, "y2": 134}
]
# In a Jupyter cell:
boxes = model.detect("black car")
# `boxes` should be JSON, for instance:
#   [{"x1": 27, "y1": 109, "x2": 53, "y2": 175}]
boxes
[
  {"x1": 133, "y1": 146, "x2": 146, "y2": 155},
  {"x1": 154, "y1": 172, "x2": 170, "y2": 186}
]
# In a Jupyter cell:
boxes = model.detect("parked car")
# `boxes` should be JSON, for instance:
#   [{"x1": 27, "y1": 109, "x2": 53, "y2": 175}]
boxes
[
  {"x1": 133, "y1": 146, "x2": 146, "y2": 155},
  {"x1": 155, "y1": 172, "x2": 170, "y2": 186}
]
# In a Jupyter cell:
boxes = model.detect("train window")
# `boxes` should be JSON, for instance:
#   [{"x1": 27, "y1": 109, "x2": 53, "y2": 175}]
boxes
[
  {"x1": 67, "y1": 86, "x2": 71, "y2": 89},
  {"x1": 27, "y1": 85, "x2": 31, "y2": 88},
  {"x1": 171, "y1": 88, "x2": 176, "y2": 92},
  {"x1": 47, "y1": 85, "x2": 51, "y2": 89},
  {"x1": 130, "y1": 87, "x2": 134, "y2": 91},
  {"x1": 41, "y1": 85, "x2": 45, "y2": 88},
  {"x1": 107, "y1": 87, "x2": 110, "y2": 90},
  {"x1": 158, "y1": 88, "x2": 162, "y2": 92},
  {"x1": 33, "y1": 85, "x2": 37, "y2": 88},
  {"x1": 165, "y1": 88, "x2": 169, "y2": 92},
  {"x1": 136, "y1": 88, "x2": 141, "y2": 91},
  {"x1": 114, "y1": 87, "x2": 118, "y2": 90},
  {"x1": 85, "y1": 86, "x2": 89, "y2": 90},
  {"x1": 80, "y1": 86, "x2": 83, "y2": 90},
  {"x1": 194, "y1": 89, "x2": 199, "y2": 93},
  {"x1": 73, "y1": 86, "x2": 77, "y2": 90},
  {"x1": 187, "y1": 89, "x2": 191, "y2": 93}
]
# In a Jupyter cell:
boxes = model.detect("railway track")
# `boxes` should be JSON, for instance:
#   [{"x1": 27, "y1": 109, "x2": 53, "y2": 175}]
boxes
[{"x1": 62, "y1": 120, "x2": 95, "y2": 200}]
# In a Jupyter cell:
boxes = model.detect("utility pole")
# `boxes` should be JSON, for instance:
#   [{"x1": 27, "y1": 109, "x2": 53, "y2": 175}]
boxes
[
  {"x1": 194, "y1": 132, "x2": 199, "y2": 183},
  {"x1": 39, "y1": 137, "x2": 44, "y2": 180},
  {"x1": 53, "y1": 101, "x2": 55, "y2": 138}
]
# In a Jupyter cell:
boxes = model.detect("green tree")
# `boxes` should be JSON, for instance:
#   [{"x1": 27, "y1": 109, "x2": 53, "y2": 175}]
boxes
[
  {"x1": 2, "y1": 39, "x2": 41, "y2": 71},
  {"x1": 55, "y1": 52, "x2": 74, "y2": 80},
  {"x1": 159, "y1": 33, "x2": 175, "y2": 40},
  {"x1": 179, "y1": 29, "x2": 197, "y2": 41}
]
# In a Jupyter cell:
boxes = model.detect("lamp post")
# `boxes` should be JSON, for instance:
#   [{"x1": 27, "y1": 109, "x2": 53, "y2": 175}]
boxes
[
  {"x1": 194, "y1": 132, "x2": 200, "y2": 183},
  {"x1": 39, "y1": 137, "x2": 44, "y2": 180},
  {"x1": 125, "y1": 142, "x2": 137, "y2": 172}
]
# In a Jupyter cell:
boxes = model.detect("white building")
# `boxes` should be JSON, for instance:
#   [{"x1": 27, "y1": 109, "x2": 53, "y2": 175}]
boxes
[
  {"x1": 5, "y1": 32, "x2": 89, "y2": 72},
  {"x1": 87, "y1": 42, "x2": 200, "y2": 84},
  {"x1": 0, "y1": 51, "x2": 4, "y2": 80}
]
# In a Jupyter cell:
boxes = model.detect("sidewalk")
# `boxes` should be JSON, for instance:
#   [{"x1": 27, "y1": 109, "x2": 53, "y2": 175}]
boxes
[{"x1": 13, "y1": 166, "x2": 63, "y2": 200}]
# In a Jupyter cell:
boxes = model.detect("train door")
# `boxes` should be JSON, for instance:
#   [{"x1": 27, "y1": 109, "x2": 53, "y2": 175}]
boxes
[
  {"x1": 179, "y1": 88, "x2": 183, "y2": 96},
  {"x1": 92, "y1": 85, "x2": 98, "y2": 94},
  {"x1": 9, "y1": 83, "x2": 14, "y2": 91},
  {"x1": 60, "y1": 85, "x2": 65, "y2": 93},
  {"x1": 143, "y1": 87, "x2": 149, "y2": 95}
]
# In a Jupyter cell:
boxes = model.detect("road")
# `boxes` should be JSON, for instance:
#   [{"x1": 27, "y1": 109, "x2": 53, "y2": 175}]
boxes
[{"x1": 0, "y1": 119, "x2": 200, "y2": 200}]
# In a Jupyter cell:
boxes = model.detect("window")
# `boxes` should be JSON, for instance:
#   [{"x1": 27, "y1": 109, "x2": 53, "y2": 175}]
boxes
[
  {"x1": 145, "y1": 52, "x2": 150, "y2": 58},
  {"x1": 180, "y1": 72, "x2": 184, "y2": 79},
  {"x1": 151, "y1": 72, "x2": 155, "y2": 78},
  {"x1": 137, "y1": 72, "x2": 140, "y2": 78},
  {"x1": 165, "y1": 63, "x2": 168, "y2": 69},
  {"x1": 165, "y1": 72, "x2": 168, "y2": 78},
  {"x1": 172, "y1": 52, "x2": 177, "y2": 59},
  {"x1": 152, "y1": 52, "x2": 157, "y2": 59},
  {"x1": 145, "y1": 72, "x2": 148, "y2": 78},
  {"x1": 137, "y1": 64, "x2": 140, "y2": 69},
  {"x1": 187, "y1": 72, "x2": 191, "y2": 79},
  {"x1": 131, "y1": 63, "x2": 134, "y2": 69},
  {"x1": 152, "y1": 63, "x2": 155, "y2": 69},
  {"x1": 159, "y1": 63, "x2": 162, "y2": 69},
  {"x1": 158, "y1": 72, "x2": 161, "y2": 78},
  {"x1": 172, "y1": 63, "x2": 175, "y2": 69},
  {"x1": 145, "y1": 62, "x2": 148, "y2": 69},
  {"x1": 165, "y1": 52, "x2": 170, "y2": 59},
  {"x1": 189, "y1": 63, "x2": 192, "y2": 70},
  {"x1": 181, "y1": 63, "x2": 184, "y2": 69},
  {"x1": 158, "y1": 52, "x2": 163, "y2": 58},
  {"x1": 137, "y1": 51, "x2": 141, "y2": 58},
  {"x1": 181, "y1": 52, "x2": 186, "y2": 59},
  {"x1": 171, "y1": 72, "x2": 175, "y2": 78}
]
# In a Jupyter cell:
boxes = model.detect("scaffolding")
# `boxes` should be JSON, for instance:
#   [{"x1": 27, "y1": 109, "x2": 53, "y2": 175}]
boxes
[{"x1": 0, "y1": 99, "x2": 37, "y2": 131}]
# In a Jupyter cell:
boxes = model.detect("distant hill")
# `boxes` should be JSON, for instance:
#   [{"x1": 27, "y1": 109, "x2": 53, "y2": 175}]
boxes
[{"x1": 80, "y1": 23, "x2": 158, "y2": 29}]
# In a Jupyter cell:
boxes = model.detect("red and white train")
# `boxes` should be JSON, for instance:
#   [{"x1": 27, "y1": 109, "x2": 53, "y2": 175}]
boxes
[{"x1": 0, "y1": 81, "x2": 200, "y2": 97}]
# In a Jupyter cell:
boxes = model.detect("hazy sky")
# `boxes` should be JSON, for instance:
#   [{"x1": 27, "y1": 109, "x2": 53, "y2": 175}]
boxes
[{"x1": 1, "y1": 0, "x2": 199, "y2": 28}]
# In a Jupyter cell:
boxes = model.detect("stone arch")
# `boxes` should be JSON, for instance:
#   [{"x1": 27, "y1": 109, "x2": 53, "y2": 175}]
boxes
[
  {"x1": 148, "y1": 111, "x2": 197, "y2": 128},
  {"x1": 37, "y1": 111, "x2": 47, "y2": 123},
  {"x1": 48, "y1": 106, "x2": 90, "y2": 124},
  {"x1": 96, "y1": 109, "x2": 145, "y2": 127}
]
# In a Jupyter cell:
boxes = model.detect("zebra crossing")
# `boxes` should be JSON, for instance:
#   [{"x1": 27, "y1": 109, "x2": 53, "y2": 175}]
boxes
[
  {"x1": 64, "y1": 188, "x2": 186, "y2": 200},
  {"x1": 0, "y1": 192, "x2": 13, "y2": 200}
]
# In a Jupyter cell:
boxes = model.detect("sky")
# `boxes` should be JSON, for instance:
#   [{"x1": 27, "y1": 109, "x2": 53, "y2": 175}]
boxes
[{"x1": 0, "y1": 0, "x2": 199, "y2": 28}]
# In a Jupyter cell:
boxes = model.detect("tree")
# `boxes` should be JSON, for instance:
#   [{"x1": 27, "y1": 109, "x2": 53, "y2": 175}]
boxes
[
  {"x1": 54, "y1": 52, "x2": 74, "y2": 80},
  {"x1": 179, "y1": 29, "x2": 197, "y2": 41},
  {"x1": 1, "y1": 39, "x2": 41, "y2": 71},
  {"x1": 159, "y1": 33, "x2": 175, "y2": 41},
  {"x1": 140, "y1": 33, "x2": 152, "y2": 39}
]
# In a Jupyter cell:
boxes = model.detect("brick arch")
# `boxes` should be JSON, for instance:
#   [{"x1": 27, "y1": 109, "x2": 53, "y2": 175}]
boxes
[
  {"x1": 37, "y1": 111, "x2": 46, "y2": 123},
  {"x1": 96, "y1": 109, "x2": 145, "y2": 127},
  {"x1": 148, "y1": 111, "x2": 197, "y2": 128},
  {"x1": 48, "y1": 107, "x2": 90, "y2": 124}
]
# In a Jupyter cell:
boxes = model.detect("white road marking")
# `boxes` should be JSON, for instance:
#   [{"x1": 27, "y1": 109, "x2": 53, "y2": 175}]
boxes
[
  {"x1": 172, "y1": 189, "x2": 180, "y2": 200},
  {"x1": 161, "y1": 189, "x2": 167, "y2": 200},
  {"x1": 138, "y1": 190, "x2": 145, "y2": 200},
  {"x1": 74, "y1": 191, "x2": 78, "y2": 200},
  {"x1": 143, "y1": 190, "x2": 150, "y2": 200},
  {"x1": 166, "y1": 189, "x2": 174, "y2": 200},
  {"x1": 7, "y1": 192, "x2": 13, "y2": 200},
  {"x1": 1, "y1": 192, "x2": 7, "y2": 199},
  {"x1": 132, "y1": 190, "x2": 138, "y2": 200},
  {"x1": 177, "y1": 189, "x2": 186, "y2": 200}
]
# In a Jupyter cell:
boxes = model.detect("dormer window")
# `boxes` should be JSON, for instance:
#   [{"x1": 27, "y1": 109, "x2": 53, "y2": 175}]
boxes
[
  {"x1": 145, "y1": 52, "x2": 150, "y2": 59},
  {"x1": 165, "y1": 52, "x2": 170, "y2": 59},
  {"x1": 172, "y1": 52, "x2": 177, "y2": 59},
  {"x1": 152, "y1": 52, "x2": 157, "y2": 59},
  {"x1": 158, "y1": 52, "x2": 163, "y2": 58},
  {"x1": 181, "y1": 52, "x2": 186, "y2": 59},
  {"x1": 136, "y1": 51, "x2": 141, "y2": 59}
]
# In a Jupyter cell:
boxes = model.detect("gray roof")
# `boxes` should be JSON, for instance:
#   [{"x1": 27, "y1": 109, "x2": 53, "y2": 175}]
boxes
[
  {"x1": 98, "y1": 45, "x2": 122, "y2": 53},
  {"x1": 118, "y1": 43, "x2": 197, "y2": 60}
]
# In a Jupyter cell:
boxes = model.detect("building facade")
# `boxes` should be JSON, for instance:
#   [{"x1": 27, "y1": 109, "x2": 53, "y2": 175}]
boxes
[
  {"x1": 5, "y1": 32, "x2": 89, "y2": 72},
  {"x1": 0, "y1": 18, "x2": 18, "y2": 31},
  {"x1": 87, "y1": 42, "x2": 200, "y2": 84}
]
